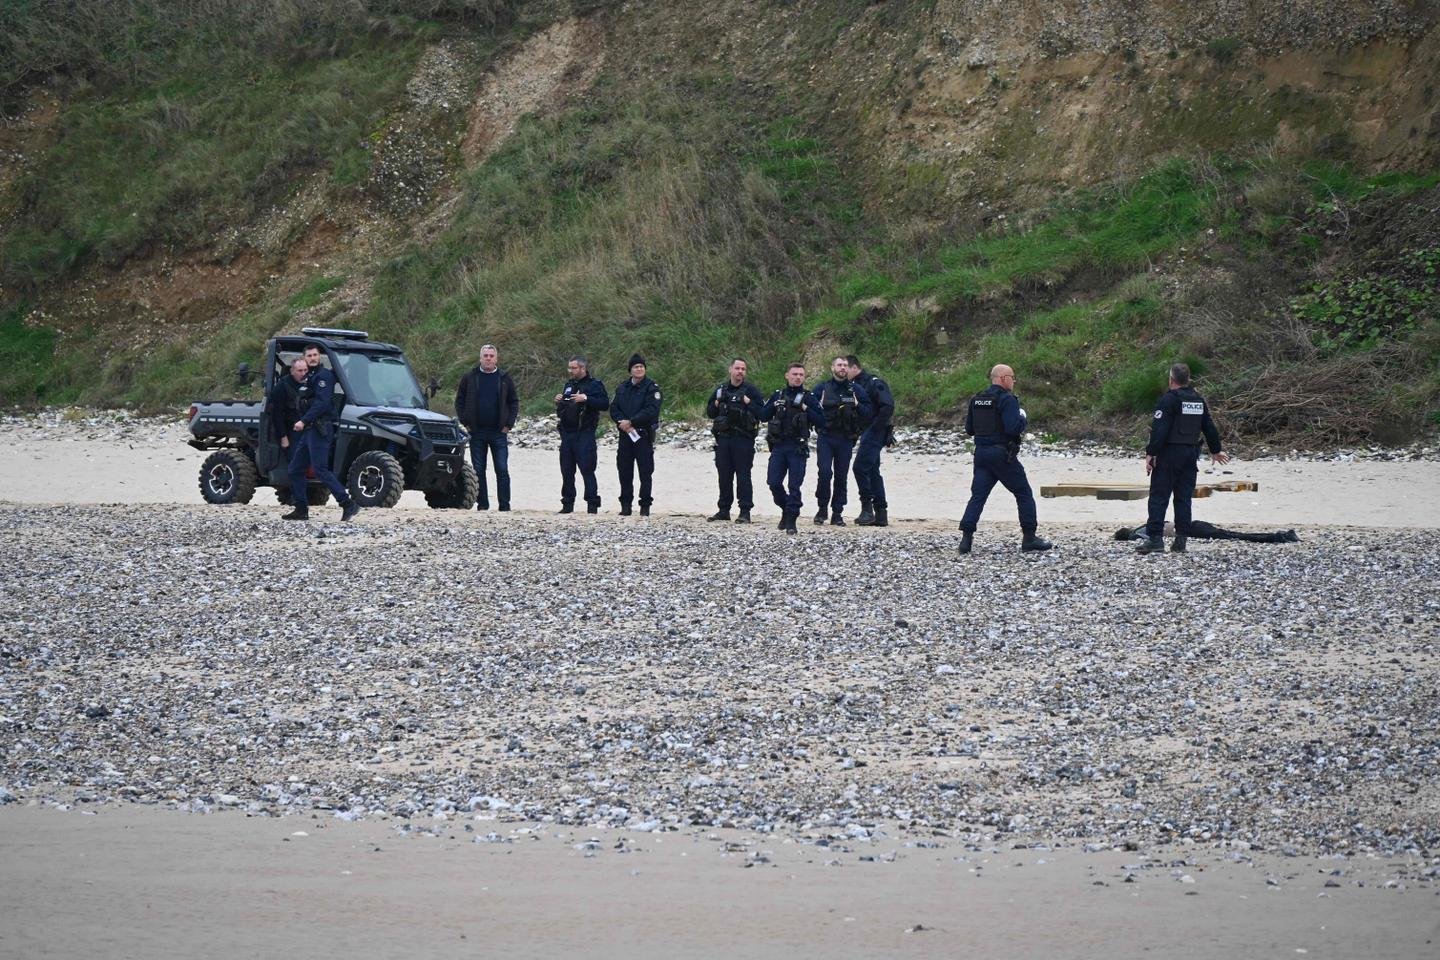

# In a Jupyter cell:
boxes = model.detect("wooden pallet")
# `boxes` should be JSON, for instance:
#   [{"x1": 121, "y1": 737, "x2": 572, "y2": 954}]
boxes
[{"x1": 1041, "y1": 480, "x2": 1259, "y2": 501}]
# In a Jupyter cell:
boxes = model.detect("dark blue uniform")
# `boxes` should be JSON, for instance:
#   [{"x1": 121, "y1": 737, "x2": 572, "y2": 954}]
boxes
[
  {"x1": 812, "y1": 377, "x2": 872, "y2": 521},
  {"x1": 556, "y1": 375, "x2": 609, "y2": 511},
  {"x1": 1145, "y1": 386, "x2": 1223, "y2": 538},
  {"x1": 958, "y1": 384, "x2": 1037, "y2": 534},
  {"x1": 287, "y1": 366, "x2": 352, "y2": 509},
  {"x1": 610, "y1": 376, "x2": 663, "y2": 511},
  {"x1": 706, "y1": 380, "x2": 765, "y2": 513},
  {"x1": 759, "y1": 385, "x2": 826, "y2": 516},
  {"x1": 850, "y1": 369, "x2": 895, "y2": 511},
  {"x1": 455, "y1": 366, "x2": 519, "y2": 510}
]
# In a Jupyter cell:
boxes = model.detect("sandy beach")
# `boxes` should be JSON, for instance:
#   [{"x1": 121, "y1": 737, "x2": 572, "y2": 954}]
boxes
[
  {"x1": 2, "y1": 803, "x2": 1435, "y2": 960},
  {"x1": 1, "y1": 413, "x2": 1437, "y2": 528},
  {"x1": 1, "y1": 413, "x2": 1436, "y2": 959}
]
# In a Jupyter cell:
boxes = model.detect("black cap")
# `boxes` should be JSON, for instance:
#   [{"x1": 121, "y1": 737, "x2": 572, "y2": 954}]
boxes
[{"x1": 629, "y1": 353, "x2": 646, "y2": 369}]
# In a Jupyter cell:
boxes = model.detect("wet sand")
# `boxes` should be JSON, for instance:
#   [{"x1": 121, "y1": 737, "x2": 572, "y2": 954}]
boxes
[{"x1": 1, "y1": 804, "x2": 1434, "y2": 960}]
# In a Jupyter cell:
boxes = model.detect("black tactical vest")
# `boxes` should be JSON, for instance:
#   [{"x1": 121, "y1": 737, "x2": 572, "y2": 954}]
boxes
[
  {"x1": 556, "y1": 380, "x2": 585, "y2": 431},
  {"x1": 819, "y1": 379, "x2": 862, "y2": 440},
  {"x1": 969, "y1": 389, "x2": 1003, "y2": 437},
  {"x1": 1169, "y1": 388, "x2": 1205, "y2": 446},
  {"x1": 713, "y1": 384, "x2": 758, "y2": 437},
  {"x1": 766, "y1": 390, "x2": 810, "y2": 444}
]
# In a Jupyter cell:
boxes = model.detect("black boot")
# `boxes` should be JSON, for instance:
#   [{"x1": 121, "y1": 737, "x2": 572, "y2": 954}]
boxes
[
  {"x1": 855, "y1": 499, "x2": 875, "y2": 526},
  {"x1": 735, "y1": 509, "x2": 750, "y2": 524},
  {"x1": 708, "y1": 509, "x2": 730, "y2": 522},
  {"x1": 558, "y1": 503, "x2": 574, "y2": 514},
  {"x1": 498, "y1": 503, "x2": 511, "y2": 511},
  {"x1": 872, "y1": 506, "x2": 888, "y2": 527},
  {"x1": 777, "y1": 512, "x2": 788, "y2": 530},
  {"x1": 958, "y1": 530, "x2": 973, "y2": 554},
  {"x1": 619, "y1": 503, "x2": 632, "y2": 516},
  {"x1": 1135, "y1": 536, "x2": 1165, "y2": 554},
  {"x1": 340, "y1": 500, "x2": 360, "y2": 522},
  {"x1": 830, "y1": 512, "x2": 845, "y2": 527},
  {"x1": 1170, "y1": 535, "x2": 1187, "y2": 553},
  {"x1": 639, "y1": 505, "x2": 650, "y2": 517},
  {"x1": 783, "y1": 511, "x2": 798, "y2": 534},
  {"x1": 813, "y1": 508, "x2": 827, "y2": 525},
  {"x1": 282, "y1": 507, "x2": 309, "y2": 521},
  {"x1": 586, "y1": 503, "x2": 599, "y2": 515},
  {"x1": 1021, "y1": 532, "x2": 1053, "y2": 552}
]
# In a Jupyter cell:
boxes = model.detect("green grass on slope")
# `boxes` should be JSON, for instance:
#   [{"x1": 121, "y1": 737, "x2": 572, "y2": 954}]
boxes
[
  {"x1": 359, "y1": 86, "x2": 865, "y2": 417},
  {"x1": 2, "y1": 34, "x2": 427, "y2": 288},
  {"x1": 775, "y1": 162, "x2": 1223, "y2": 423}
]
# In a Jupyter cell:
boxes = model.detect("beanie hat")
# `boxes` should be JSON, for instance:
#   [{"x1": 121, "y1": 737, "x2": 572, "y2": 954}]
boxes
[{"x1": 629, "y1": 353, "x2": 646, "y2": 369}]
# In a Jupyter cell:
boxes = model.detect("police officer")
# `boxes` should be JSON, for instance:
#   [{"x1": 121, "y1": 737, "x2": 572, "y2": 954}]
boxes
[
  {"x1": 812, "y1": 355, "x2": 871, "y2": 526},
  {"x1": 705, "y1": 358, "x2": 765, "y2": 523},
  {"x1": 759, "y1": 363, "x2": 826, "y2": 534},
  {"x1": 269, "y1": 357, "x2": 309, "y2": 459},
  {"x1": 1138, "y1": 362, "x2": 1230, "y2": 554},
  {"x1": 283, "y1": 343, "x2": 360, "y2": 522},
  {"x1": 847, "y1": 355, "x2": 895, "y2": 527},
  {"x1": 957, "y1": 364, "x2": 1050, "y2": 553},
  {"x1": 454, "y1": 343, "x2": 519, "y2": 511},
  {"x1": 610, "y1": 353, "x2": 662, "y2": 516},
  {"x1": 554, "y1": 355, "x2": 609, "y2": 514}
]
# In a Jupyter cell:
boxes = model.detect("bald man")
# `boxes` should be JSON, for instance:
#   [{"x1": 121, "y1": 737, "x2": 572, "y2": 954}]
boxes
[{"x1": 957, "y1": 364, "x2": 1052, "y2": 553}]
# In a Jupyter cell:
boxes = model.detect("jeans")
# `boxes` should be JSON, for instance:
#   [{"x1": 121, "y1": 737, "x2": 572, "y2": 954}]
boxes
[{"x1": 469, "y1": 428, "x2": 511, "y2": 508}]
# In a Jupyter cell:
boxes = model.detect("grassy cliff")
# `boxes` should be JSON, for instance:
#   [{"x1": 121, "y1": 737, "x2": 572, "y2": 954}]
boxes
[{"x1": 2, "y1": 0, "x2": 1437, "y2": 446}]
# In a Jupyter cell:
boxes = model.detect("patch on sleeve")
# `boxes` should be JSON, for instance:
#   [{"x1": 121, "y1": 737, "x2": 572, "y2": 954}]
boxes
[
  {"x1": 1181, "y1": 401, "x2": 1204, "y2": 415},
  {"x1": 655, "y1": 391, "x2": 662, "y2": 400},
  {"x1": 1154, "y1": 409, "x2": 1164, "y2": 419}
]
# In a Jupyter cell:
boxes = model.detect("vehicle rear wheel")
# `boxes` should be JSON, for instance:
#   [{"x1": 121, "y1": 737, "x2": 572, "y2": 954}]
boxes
[
  {"x1": 347, "y1": 450, "x2": 405, "y2": 508},
  {"x1": 199, "y1": 450, "x2": 258, "y2": 505},
  {"x1": 275, "y1": 484, "x2": 332, "y2": 508},
  {"x1": 425, "y1": 462, "x2": 479, "y2": 509}
]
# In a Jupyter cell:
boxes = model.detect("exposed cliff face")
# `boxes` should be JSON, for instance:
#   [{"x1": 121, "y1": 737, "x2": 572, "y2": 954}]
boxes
[
  {"x1": 604, "y1": 0, "x2": 1439, "y2": 216},
  {"x1": 2, "y1": 1, "x2": 1437, "y2": 437}
]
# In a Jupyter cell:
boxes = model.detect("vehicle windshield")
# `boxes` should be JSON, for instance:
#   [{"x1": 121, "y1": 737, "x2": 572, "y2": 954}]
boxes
[{"x1": 335, "y1": 351, "x2": 426, "y2": 409}]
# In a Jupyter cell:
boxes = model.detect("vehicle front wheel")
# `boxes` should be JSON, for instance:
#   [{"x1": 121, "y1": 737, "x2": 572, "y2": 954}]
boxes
[
  {"x1": 346, "y1": 450, "x2": 405, "y2": 508},
  {"x1": 199, "y1": 450, "x2": 258, "y2": 505},
  {"x1": 424, "y1": 462, "x2": 479, "y2": 509}
]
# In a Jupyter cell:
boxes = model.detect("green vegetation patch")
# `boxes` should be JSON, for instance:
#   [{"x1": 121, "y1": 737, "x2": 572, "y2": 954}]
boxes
[
  {"x1": 2, "y1": 36, "x2": 426, "y2": 288},
  {"x1": 361, "y1": 87, "x2": 868, "y2": 418},
  {"x1": 1294, "y1": 248, "x2": 1439, "y2": 354}
]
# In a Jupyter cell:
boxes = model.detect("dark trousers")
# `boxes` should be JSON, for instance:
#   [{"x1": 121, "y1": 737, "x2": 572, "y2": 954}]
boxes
[
  {"x1": 1146, "y1": 446, "x2": 1198, "y2": 537},
  {"x1": 715, "y1": 434, "x2": 756, "y2": 511},
  {"x1": 814, "y1": 433, "x2": 856, "y2": 515},
  {"x1": 853, "y1": 426, "x2": 887, "y2": 508},
  {"x1": 960, "y1": 443, "x2": 1037, "y2": 533},
  {"x1": 287, "y1": 424, "x2": 349, "y2": 508},
  {"x1": 559, "y1": 430, "x2": 599, "y2": 508},
  {"x1": 469, "y1": 428, "x2": 510, "y2": 508},
  {"x1": 767, "y1": 442, "x2": 807, "y2": 514},
  {"x1": 616, "y1": 431, "x2": 655, "y2": 507}
]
